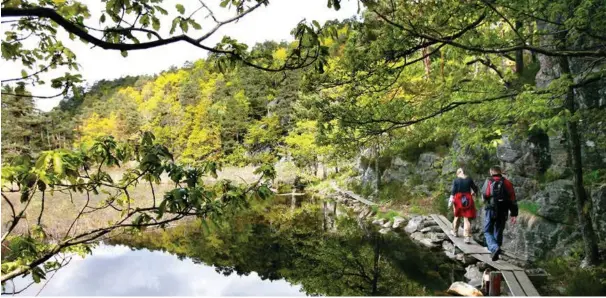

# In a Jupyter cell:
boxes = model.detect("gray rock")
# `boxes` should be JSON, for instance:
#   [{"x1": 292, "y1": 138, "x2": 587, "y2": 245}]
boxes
[
  {"x1": 592, "y1": 185, "x2": 606, "y2": 242},
  {"x1": 427, "y1": 232, "x2": 447, "y2": 243},
  {"x1": 420, "y1": 226, "x2": 442, "y2": 233},
  {"x1": 497, "y1": 135, "x2": 524, "y2": 163},
  {"x1": 532, "y1": 180, "x2": 576, "y2": 223},
  {"x1": 378, "y1": 228, "x2": 391, "y2": 234},
  {"x1": 419, "y1": 219, "x2": 438, "y2": 229},
  {"x1": 472, "y1": 205, "x2": 580, "y2": 262},
  {"x1": 382, "y1": 158, "x2": 414, "y2": 184},
  {"x1": 418, "y1": 153, "x2": 441, "y2": 169},
  {"x1": 419, "y1": 238, "x2": 440, "y2": 249},
  {"x1": 442, "y1": 240, "x2": 455, "y2": 252},
  {"x1": 411, "y1": 232, "x2": 425, "y2": 242},
  {"x1": 372, "y1": 218, "x2": 386, "y2": 226},
  {"x1": 404, "y1": 216, "x2": 424, "y2": 234},
  {"x1": 392, "y1": 216, "x2": 407, "y2": 229},
  {"x1": 456, "y1": 253, "x2": 478, "y2": 265},
  {"x1": 382, "y1": 221, "x2": 393, "y2": 228},
  {"x1": 464, "y1": 264, "x2": 483, "y2": 286}
]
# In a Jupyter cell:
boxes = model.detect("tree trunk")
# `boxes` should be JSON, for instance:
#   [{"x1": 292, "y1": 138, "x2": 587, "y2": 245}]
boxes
[
  {"x1": 560, "y1": 55, "x2": 599, "y2": 266},
  {"x1": 515, "y1": 21, "x2": 524, "y2": 73}
]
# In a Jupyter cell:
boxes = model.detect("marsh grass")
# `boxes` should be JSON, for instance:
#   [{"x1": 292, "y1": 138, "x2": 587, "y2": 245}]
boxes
[{"x1": 1, "y1": 164, "x2": 299, "y2": 240}]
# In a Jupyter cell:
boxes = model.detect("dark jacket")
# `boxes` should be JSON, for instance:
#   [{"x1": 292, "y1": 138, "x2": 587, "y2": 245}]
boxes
[
  {"x1": 451, "y1": 176, "x2": 479, "y2": 195},
  {"x1": 481, "y1": 174, "x2": 518, "y2": 217}
]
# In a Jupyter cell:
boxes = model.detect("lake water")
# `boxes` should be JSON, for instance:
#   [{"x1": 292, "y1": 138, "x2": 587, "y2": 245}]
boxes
[
  {"x1": 4, "y1": 199, "x2": 457, "y2": 296},
  {"x1": 6, "y1": 244, "x2": 304, "y2": 296}
]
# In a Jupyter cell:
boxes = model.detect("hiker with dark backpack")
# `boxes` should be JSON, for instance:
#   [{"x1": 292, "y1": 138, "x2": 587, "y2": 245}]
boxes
[
  {"x1": 449, "y1": 168, "x2": 479, "y2": 244},
  {"x1": 481, "y1": 166, "x2": 518, "y2": 261}
]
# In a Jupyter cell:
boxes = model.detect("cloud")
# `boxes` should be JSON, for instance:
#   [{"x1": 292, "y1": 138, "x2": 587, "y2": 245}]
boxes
[{"x1": 10, "y1": 244, "x2": 304, "y2": 296}]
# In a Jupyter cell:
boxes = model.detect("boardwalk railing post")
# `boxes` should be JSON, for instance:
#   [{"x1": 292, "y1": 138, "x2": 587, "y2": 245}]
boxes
[{"x1": 489, "y1": 271, "x2": 502, "y2": 296}]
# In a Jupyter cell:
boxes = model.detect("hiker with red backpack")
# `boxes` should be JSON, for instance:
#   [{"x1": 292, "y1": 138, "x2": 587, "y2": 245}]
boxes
[
  {"x1": 481, "y1": 166, "x2": 518, "y2": 261},
  {"x1": 448, "y1": 168, "x2": 479, "y2": 244}
]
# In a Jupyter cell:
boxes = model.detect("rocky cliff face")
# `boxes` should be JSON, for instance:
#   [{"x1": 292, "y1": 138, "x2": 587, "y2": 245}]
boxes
[{"x1": 352, "y1": 122, "x2": 605, "y2": 263}]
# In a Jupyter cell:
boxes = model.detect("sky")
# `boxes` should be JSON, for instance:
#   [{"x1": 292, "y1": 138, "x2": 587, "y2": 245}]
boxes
[{"x1": 1, "y1": 0, "x2": 360, "y2": 111}]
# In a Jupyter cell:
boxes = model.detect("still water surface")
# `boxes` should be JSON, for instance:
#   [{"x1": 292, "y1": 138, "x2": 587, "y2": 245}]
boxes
[
  {"x1": 8, "y1": 244, "x2": 304, "y2": 296},
  {"x1": 6, "y1": 199, "x2": 456, "y2": 296}
]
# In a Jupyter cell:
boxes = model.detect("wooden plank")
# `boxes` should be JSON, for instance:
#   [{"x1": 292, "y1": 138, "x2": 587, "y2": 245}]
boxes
[
  {"x1": 330, "y1": 183, "x2": 377, "y2": 206},
  {"x1": 471, "y1": 254, "x2": 524, "y2": 271},
  {"x1": 430, "y1": 214, "x2": 491, "y2": 254},
  {"x1": 514, "y1": 271, "x2": 541, "y2": 296},
  {"x1": 502, "y1": 271, "x2": 527, "y2": 296}
]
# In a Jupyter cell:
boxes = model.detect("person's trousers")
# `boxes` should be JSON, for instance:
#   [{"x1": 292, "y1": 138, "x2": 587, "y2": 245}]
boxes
[
  {"x1": 452, "y1": 215, "x2": 472, "y2": 237},
  {"x1": 484, "y1": 208, "x2": 507, "y2": 253}
]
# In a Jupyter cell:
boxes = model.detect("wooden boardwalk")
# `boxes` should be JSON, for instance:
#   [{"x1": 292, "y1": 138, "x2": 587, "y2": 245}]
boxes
[{"x1": 430, "y1": 214, "x2": 540, "y2": 296}]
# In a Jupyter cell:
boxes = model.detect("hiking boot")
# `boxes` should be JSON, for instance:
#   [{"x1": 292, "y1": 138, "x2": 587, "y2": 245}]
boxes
[
  {"x1": 491, "y1": 248, "x2": 501, "y2": 261},
  {"x1": 464, "y1": 237, "x2": 471, "y2": 244}
]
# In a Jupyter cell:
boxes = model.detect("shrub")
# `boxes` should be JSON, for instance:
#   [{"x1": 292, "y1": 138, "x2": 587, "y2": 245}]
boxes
[{"x1": 538, "y1": 254, "x2": 606, "y2": 296}]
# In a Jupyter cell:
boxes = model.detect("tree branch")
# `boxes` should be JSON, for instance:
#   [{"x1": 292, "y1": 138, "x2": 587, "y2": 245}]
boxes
[{"x1": 371, "y1": 8, "x2": 606, "y2": 58}]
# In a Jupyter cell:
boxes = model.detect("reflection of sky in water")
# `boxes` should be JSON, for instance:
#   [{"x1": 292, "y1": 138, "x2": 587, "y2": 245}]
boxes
[{"x1": 8, "y1": 244, "x2": 305, "y2": 296}]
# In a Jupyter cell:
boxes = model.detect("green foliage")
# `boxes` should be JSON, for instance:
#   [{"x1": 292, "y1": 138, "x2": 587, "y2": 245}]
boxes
[
  {"x1": 538, "y1": 254, "x2": 606, "y2": 296},
  {"x1": 518, "y1": 200, "x2": 540, "y2": 215},
  {"x1": 584, "y1": 169, "x2": 606, "y2": 187},
  {"x1": 377, "y1": 181, "x2": 412, "y2": 204},
  {"x1": 1, "y1": 131, "x2": 276, "y2": 284}
]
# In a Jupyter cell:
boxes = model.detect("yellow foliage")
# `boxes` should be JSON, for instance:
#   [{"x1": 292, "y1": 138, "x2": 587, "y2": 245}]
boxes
[
  {"x1": 273, "y1": 48, "x2": 288, "y2": 63},
  {"x1": 78, "y1": 112, "x2": 120, "y2": 146}
]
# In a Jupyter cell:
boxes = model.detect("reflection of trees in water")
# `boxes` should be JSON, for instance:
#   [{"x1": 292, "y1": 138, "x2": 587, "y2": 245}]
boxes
[{"x1": 110, "y1": 201, "x2": 455, "y2": 296}]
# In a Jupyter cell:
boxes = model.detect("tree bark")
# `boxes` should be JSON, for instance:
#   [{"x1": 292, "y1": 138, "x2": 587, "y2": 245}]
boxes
[
  {"x1": 515, "y1": 21, "x2": 524, "y2": 73},
  {"x1": 559, "y1": 55, "x2": 599, "y2": 266}
]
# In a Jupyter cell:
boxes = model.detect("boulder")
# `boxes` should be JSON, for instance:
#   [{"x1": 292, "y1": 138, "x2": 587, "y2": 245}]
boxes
[
  {"x1": 464, "y1": 265, "x2": 483, "y2": 286},
  {"x1": 379, "y1": 228, "x2": 390, "y2": 235},
  {"x1": 427, "y1": 232, "x2": 447, "y2": 243},
  {"x1": 447, "y1": 282, "x2": 483, "y2": 296},
  {"x1": 411, "y1": 232, "x2": 425, "y2": 242},
  {"x1": 419, "y1": 238, "x2": 440, "y2": 249},
  {"x1": 372, "y1": 218, "x2": 386, "y2": 226},
  {"x1": 404, "y1": 216, "x2": 424, "y2": 234},
  {"x1": 443, "y1": 241, "x2": 456, "y2": 260},
  {"x1": 420, "y1": 226, "x2": 442, "y2": 233},
  {"x1": 392, "y1": 216, "x2": 407, "y2": 229},
  {"x1": 382, "y1": 221, "x2": 393, "y2": 228}
]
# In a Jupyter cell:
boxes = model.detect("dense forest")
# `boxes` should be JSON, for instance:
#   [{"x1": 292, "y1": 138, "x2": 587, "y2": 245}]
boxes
[{"x1": 2, "y1": 0, "x2": 606, "y2": 295}]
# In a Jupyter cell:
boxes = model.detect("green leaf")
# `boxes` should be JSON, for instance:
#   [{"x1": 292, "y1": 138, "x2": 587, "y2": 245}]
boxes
[
  {"x1": 157, "y1": 200, "x2": 167, "y2": 219},
  {"x1": 52, "y1": 153, "x2": 63, "y2": 175},
  {"x1": 190, "y1": 19, "x2": 202, "y2": 30},
  {"x1": 179, "y1": 20, "x2": 189, "y2": 33},
  {"x1": 100, "y1": 14, "x2": 106, "y2": 23},
  {"x1": 21, "y1": 70, "x2": 27, "y2": 78},
  {"x1": 175, "y1": 4, "x2": 185, "y2": 14},
  {"x1": 152, "y1": 17, "x2": 161, "y2": 31},
  {"x1": 121, "y1": 50, "x2": 128, "y2": 57}
]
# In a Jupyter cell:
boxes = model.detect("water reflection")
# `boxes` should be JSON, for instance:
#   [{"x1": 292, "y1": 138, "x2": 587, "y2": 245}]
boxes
[
  {"x1": 4, "y1": 244, "x2": 304, "y2": 296},
  {"x1": 4, "y1": 199, "x2": 456, "y2": 296},
  {"x1": 109, "y1": 201, "x2": 456, "y2": 296}
]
